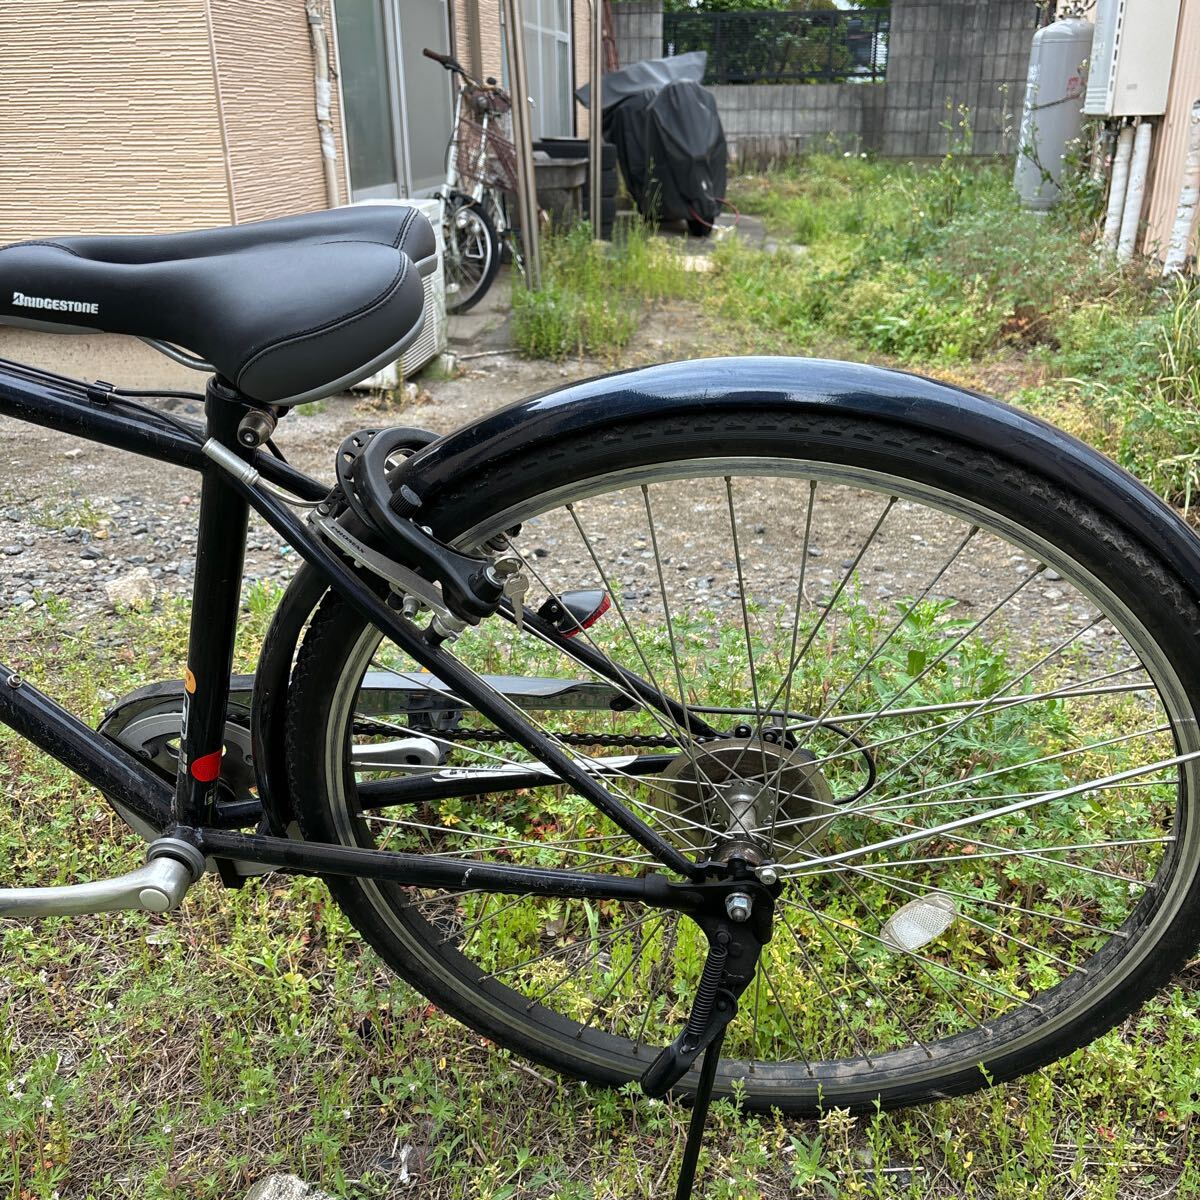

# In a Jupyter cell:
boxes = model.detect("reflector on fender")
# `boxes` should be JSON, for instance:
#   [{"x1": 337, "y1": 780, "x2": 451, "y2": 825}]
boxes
[{"x1": 537, "y1": 589, "x2": 611, "y2": 638}]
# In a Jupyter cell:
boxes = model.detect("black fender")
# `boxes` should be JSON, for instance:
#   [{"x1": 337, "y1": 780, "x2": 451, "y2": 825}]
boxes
[{"x1": 397, "y1": 355, "x2": 1200, "y2": 592}]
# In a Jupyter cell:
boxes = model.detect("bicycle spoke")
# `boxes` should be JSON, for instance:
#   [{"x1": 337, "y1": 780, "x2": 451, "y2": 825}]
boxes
[
  {"x1": 724, "y1": 475, "x2": 773, "y2": 794},
  {"x1": 771, "y1": 478, "x2": 817, "y2": 848}
]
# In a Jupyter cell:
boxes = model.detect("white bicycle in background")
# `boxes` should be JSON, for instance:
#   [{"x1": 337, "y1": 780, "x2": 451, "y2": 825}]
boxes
[{"x1": 424, "y1": 46, "x2": 519, "y2": 313}]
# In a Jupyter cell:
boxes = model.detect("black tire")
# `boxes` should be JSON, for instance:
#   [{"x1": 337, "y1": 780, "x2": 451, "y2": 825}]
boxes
[
  {"x1": 442, "y1": 195, "x2": 499, "y2": 314},
  {"x1": 286, "y1": 409, "x2": 1200, "y2": 1113}
]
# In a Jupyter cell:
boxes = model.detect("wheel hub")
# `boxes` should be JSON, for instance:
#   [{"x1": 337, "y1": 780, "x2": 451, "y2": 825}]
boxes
[{"x1": 660, "y1": 736, "x2": 835, "y2": 858}]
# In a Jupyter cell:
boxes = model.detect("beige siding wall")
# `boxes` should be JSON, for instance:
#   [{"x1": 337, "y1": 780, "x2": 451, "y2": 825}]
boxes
[
  {"x1": 1143, "y1": 0, "x2": 1200, "y2": 261},
  {"x1": 210, "y1": 0, "x2": 343, "y2": 223},
  {"x1": 454, "y1": 0, "x2": 506, "y2": 84},
  {"x1": 573, "y1": 0, "x2": 590, "y2": 137},
  {"x1": 0, "y1": 0, "x2": 232, "y2": 242}
]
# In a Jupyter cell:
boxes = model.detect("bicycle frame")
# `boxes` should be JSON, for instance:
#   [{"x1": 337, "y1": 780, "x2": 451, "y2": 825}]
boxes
[{"x1": 0, "y1": 358, "x2": 706, "y2": 903}]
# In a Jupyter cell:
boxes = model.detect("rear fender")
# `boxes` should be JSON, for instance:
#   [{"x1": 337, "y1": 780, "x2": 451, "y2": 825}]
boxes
[{"x1": 398, "y1": 355, "x2": 1200, "y2": 590}]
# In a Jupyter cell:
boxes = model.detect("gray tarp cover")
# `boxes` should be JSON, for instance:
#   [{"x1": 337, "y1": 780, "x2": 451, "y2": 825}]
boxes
[
  {"x1": 575, "y1": 50, "x2": 707, "y2": 110},
  {"x1": 577, "y1": 51, "x2": 725, "y2": 229}
]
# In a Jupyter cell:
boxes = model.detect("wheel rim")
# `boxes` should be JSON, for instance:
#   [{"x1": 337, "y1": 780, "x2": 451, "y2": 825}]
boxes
[{"x1": 317, "y1": 458, "x2": 1200, "y2": 1098}]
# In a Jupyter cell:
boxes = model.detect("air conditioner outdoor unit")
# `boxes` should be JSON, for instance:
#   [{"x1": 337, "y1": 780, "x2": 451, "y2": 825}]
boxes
[
  {"x1": 352, "y1": 198, "x2": 447, "y2": 389},
  {"x1": 1084, "y1": 0, "x2": 1182, "y2": 117}
]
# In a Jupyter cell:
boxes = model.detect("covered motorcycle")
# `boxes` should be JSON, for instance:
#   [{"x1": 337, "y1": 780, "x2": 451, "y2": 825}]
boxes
[{"x1": 579, "y1": 50, "x2": 726, "y2": 235}]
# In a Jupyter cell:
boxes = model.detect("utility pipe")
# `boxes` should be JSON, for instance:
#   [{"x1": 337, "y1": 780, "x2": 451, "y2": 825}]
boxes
[
  {"x1": 1117, "y1": 120, "x2": 1153, "y2": 263},
  {"x1": 1102, "y1": 123, "x2": 1134, "y2": 253},
  {"x1": 589, "y1": 0, "x2": 604, "y2": 241},
  {"x1": 502, "y1": 0, "x2": 542, "y2": 289},
  {"x1": 306, "y1": 0, "x2": 340, "y2": 209},
  {"x1": 1164, "y1": 99, "x2": 1200, "y2": 275}
]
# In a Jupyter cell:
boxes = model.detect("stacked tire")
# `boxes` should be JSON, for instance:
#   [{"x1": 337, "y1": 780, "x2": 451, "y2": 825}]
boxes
[{"x1": 534, "y1": 138, "x2": 618, "y2": 239}]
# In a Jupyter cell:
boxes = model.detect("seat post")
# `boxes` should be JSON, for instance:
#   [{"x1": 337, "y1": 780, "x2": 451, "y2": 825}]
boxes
[{"x1": 173, "y1": 377, "x2": 254, "y2": 830}]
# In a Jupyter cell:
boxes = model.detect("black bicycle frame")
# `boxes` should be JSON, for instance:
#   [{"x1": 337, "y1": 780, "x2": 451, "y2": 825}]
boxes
[{"x1": 0, "y1": 359, "x2": 706, "y2": 900}]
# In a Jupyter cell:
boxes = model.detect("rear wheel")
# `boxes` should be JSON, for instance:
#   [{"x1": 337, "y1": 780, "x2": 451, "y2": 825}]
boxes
[{"x1": 286, "y1": 410, "x2": 1200, "y2": 1113}]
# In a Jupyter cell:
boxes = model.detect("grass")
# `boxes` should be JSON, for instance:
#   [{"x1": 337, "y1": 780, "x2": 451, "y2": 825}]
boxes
[
  {"x1": 515, "y1": 151, "x2": 1199, "y2": 507},
  {"x1": 3, "y1": 571, "x2": 1200, "y2": 1197},
  {"x1": 512, "y1": 221, "x2": 691, "y2": 360}
]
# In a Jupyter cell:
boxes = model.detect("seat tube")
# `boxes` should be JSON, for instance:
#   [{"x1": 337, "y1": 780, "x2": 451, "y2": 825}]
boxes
[{"x1": 174, "y1": 379, "x2": 253, "y2": 828}]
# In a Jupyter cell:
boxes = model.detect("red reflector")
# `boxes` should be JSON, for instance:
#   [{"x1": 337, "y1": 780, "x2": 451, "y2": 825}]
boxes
[
  {"x1": 562, "y1": 591, "x2": 611, "y2": 638},
  {"x1": 190, "y1": 749, "x2": 223, "y2": 782}
]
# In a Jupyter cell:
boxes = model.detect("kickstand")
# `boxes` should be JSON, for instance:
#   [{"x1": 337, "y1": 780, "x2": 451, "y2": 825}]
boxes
[{"x1": 674, "y1": 1026, "x2": 726, "y2": 1200}]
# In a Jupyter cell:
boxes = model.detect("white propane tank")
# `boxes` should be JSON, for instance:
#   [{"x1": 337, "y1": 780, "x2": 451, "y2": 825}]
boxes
[{"x1": 1014, "y1": 16, "x2": 1094, "y2": 210}]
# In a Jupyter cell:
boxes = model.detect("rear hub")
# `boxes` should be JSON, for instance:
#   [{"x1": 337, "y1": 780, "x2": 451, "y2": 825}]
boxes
[{"x1": 660, "y1": 736, "x2": 834, "y2": 861}]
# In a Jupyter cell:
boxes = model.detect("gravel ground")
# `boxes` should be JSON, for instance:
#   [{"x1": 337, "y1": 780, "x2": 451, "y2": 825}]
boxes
[
  {"x1": 0, "y1": 351, "x2": 579, "y2": 616},
  {"x1": 0, "y1": 314, "x2": 1122, "y2": 675}
]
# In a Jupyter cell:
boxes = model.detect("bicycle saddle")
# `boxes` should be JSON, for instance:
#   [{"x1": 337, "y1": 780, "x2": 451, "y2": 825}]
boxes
[{"x1": 0, "y1": 205, "x2": 437, "y2": 406}]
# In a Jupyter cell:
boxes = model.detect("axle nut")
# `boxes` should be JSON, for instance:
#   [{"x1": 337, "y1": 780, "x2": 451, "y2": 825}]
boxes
[{"x1": 725, "y1": 892, "x2": 753, "y2": 923}]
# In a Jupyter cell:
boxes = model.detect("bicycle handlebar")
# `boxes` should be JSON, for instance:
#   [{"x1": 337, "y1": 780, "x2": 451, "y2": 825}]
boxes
[{"x1": 424, "y1": 47, "x2": 511, "y2": 107}]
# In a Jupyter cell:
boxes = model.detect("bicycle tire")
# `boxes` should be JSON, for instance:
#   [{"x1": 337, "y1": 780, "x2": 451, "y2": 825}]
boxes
[
  {"x1": 442, "y1": 195, "x2": 499, "y2": 314},
  {"x1": 285, "y1": 407, "x2": 1200, "y2": 1113}
]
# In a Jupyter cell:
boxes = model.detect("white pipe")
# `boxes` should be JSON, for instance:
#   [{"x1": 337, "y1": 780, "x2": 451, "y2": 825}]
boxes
[
  {"x1": 1164, "y1": 99, "x2": 1200, "y2": 276},
  {"x1": 1117, "y1": 120, "x2": 1153, "y2": 263},
  {"x1": 306, "y1": 0, "x2": 341, "y2": 209},
  {"x1": 1102, "y1": 124, "x2": 1134, "y2": 253}
]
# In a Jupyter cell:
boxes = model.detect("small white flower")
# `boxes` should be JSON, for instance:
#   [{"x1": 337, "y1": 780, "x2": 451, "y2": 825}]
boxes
[
  {"x1": 238, "y1": 1105, "x2": 249, "y2": 1116},
  {"x1": 42, "y1": 1096, "x2": 54, "y2": 1112},
  {"x1": 843, "y1": 151, "x2": 852, "y2": 158},
  {"x1": 341, "y1": 1108, "x2": 351, "y2": 1120},
  {"x1": 162, "y1": 1123, "x2": 173, "y2": 1134}
]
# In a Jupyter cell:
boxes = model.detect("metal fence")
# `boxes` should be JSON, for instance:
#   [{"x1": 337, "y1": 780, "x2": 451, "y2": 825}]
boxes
[{"x1": 663, "y1": 8, "x2": 890, "y2": 86}]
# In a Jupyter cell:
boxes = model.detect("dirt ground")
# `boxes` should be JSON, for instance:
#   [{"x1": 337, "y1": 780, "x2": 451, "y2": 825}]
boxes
[{"x1": 0, "y1": 287, "x2": 1119, "y2": 676}]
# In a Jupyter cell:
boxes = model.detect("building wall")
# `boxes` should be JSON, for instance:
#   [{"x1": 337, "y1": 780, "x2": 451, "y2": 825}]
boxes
[
  {"x1": 210, "y1": 0, "x2": 345, "y2": 223},
  {"x1": 1142, "y1": 0, "x2": 1200, "y2": 261},
  {"x1": 613, "y1": 0, "x2": 661, "y2": 69},
  {"x1": 0, "y1": 0, "x2": 233, "y2": 242},
  {"x1": 574, "y1": 0, "x2": 591, "y2": 137},
  {"x1": 0, "y1": 0, "x2": 347, "y2": 244},
  {"x1": 454, "y1": 0, "x2": 506, "y2": 85}
]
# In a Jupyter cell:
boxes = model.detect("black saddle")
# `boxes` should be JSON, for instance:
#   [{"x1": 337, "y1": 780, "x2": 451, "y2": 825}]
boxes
[{"x1": 0, "y1": 205, "x2": 437, "y2": 406}]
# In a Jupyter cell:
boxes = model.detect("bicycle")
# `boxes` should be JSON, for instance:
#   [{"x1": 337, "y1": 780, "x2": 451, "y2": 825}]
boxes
[
  {"x1": 3, "y1": 202, "x2": 1200, "y2": 1198},
  {"x1": 425, "y1": 46, "x2": 519, "y2": 313}
]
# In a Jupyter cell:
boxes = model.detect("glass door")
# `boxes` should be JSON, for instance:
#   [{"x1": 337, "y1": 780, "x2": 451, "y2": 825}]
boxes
[
  {"x1": 334, "y1": 0, "x2": 454, "y2": 200},
  {"x1": 395, "y1": 0, "x2": 456, "y2": 195},
  {"x1": 335, "y1": 0, "x2": 404, "y2": 200}
]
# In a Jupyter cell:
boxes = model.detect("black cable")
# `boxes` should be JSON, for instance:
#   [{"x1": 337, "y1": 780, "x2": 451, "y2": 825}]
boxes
[{"x1": 94, "y1": 389, "x2": 206, "y2": 445}]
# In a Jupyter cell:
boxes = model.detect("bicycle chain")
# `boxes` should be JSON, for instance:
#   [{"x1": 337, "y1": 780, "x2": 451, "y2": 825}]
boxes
[{"x1": 441, "y1": 727, "x2": 707, "y2": 749}]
